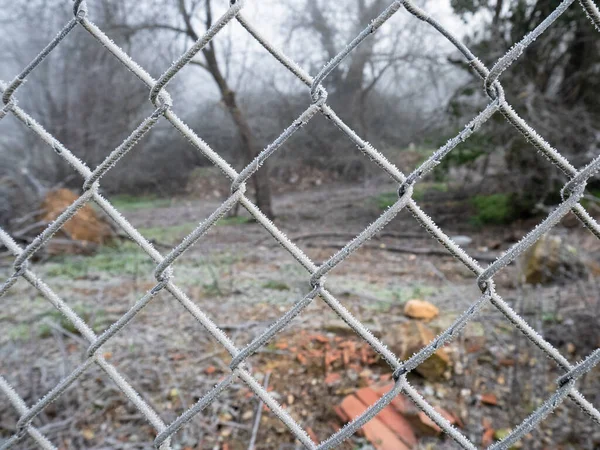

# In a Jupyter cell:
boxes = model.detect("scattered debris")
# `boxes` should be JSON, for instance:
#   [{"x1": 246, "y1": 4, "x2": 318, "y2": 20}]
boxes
[{"x1": 285, "y1": 331, "x2": 381, "y2": 373}]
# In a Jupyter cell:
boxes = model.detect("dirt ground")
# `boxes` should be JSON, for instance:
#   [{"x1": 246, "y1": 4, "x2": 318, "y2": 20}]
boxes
[{"x1": 1, "y1": 180, "x2": 600, "y2": 450}]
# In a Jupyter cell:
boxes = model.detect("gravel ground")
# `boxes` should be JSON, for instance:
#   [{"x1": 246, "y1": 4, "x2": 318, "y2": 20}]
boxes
[{"x1": 1, "y1": 182, "x2": 599, "y2": 449}]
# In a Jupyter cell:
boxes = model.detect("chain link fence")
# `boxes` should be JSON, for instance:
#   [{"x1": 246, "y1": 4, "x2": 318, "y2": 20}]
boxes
[{"x1": 2, "y1": 0, "x2": 600, "y2": 448}]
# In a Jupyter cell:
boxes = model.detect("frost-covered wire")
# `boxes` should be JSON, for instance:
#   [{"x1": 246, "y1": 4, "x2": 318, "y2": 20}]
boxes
[{"x1": 1, "y1": 0, "x2": 600, "y2": 449}]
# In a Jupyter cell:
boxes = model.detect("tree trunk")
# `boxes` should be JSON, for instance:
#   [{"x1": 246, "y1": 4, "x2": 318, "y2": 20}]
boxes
[
  {"x1": 218, "y1": 81, "x2": 274, "y2": 218},
  {"x1": 181, "y1": 0, "x2": 274, "y2": 219}
]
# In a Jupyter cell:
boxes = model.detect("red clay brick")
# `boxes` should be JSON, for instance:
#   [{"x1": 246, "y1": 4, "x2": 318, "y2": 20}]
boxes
[
  {"x1": 355, "y1": 388, "x2": 417, "y2": 447},
  {"x1": 334, "y1": 405, "x2": 349, "y2": 423},
  {"x1": 416, "y1": 407, "x2": 457, "y2": 434},
  {"x1": 339, "y1": 395, "x2": 410, "y2": 450},
  {"x1": 372, "y1": 384, "x2": 419, "y2": 416},
  {"x1": 306, "y1": 427, "x2": 319, "y2": 444}
]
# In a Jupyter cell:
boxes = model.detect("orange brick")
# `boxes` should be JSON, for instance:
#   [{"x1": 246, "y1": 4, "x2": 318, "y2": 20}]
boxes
[
  {"x1": 355, "y1": 388, "x2": 417, "y2": 447},
  {"x1": 371, "y1": 384, "x2": 418, "y2": 416},
  {"x1": 339, "y1": 395, "x2": 410, "y2": 450},
  {"x1": 416, "y1": 407, "x2": 457, "y2": 434},
  {"x1": 306, "y1": 427, "x2": 319, "y2": 444},
  {"x1": 334, "y1": 405, "x2": 349, "y2": 423}
]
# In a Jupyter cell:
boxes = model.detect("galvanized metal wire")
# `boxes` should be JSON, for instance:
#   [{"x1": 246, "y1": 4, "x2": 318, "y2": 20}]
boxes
[{"x1": 2, "y1": 0, "x2": 600, "y2": 448}]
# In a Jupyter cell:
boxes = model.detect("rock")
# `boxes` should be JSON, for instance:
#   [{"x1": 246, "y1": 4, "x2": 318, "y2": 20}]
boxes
[
  {"x1": 384, "y1": 321, "x2": 450, "y2": 380},
  {"x1": 521, "y1": 234, "x2": 586, "y2": 285},
  {"x1": 403, "y1": 299, "x2": 439, "y2": 321}
]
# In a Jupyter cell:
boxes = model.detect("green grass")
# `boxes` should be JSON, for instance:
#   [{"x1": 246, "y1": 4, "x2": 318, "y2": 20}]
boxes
[
  {"x1": 580, "y1": 188, "x2": 600, "y2": 209},
  {"x1": 37, "y1": 304, "x2": 110, "y2": 338},
  {"x1": 110, "y1": 194, "x2": 173, "y2": 211},
  {"x1": 8, "y1": 324, "x2": 30, "y2": 341},
  {"x1": 471, "y1": 193, "x2": 515, "y2": 226},
  {"x1": 218, "y1": 216, "x2": 254, "y2": 226},
  {"x1": 138, "y1": 222, "x2": 198, "y2": 243},
  {"x1": 8, "y1": 304, "x2": 110, "y2": 341},
  {"x1": 262, "y1": 280, "x2": 290, "y2": 291},
  {"x1": 137, "y1": 216, "x2": 253, "y2": 244},
  {"x1": 44, "y1": 242, "x2": 153, "y2": 278},
  {"x1": 374, "y1": 191, "x2": 397, "y2": 210}
]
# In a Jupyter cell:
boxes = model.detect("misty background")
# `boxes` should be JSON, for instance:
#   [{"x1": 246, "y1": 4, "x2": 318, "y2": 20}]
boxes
[
  {"x1": 1, "y1": 0, "x2": 596, "y2": 226},
  {"x1": 2, "y1": 2, "x2": 600, "y2": 449}
]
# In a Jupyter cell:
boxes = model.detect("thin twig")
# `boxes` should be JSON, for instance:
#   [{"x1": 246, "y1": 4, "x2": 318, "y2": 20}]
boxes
[
  {"x1": 306, "y1": 241, "x2": 499, "y2": 262},
  {"x1": 248, "y1": 371, "x2": 270, "y2": 450}
]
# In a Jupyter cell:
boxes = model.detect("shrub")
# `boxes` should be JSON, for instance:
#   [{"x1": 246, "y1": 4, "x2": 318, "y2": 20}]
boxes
[{"x1": 471, "y1": 193, "x2": 515, "y2": 226}]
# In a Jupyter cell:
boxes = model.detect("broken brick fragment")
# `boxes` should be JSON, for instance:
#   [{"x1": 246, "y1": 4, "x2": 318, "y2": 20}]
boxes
[{"x1": 338, "y1": 395, "x2": 410, "y2": 450}]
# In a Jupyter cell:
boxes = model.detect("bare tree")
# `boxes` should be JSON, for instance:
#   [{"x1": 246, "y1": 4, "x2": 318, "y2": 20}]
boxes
[
  {"x1": 286, "y1": 0, "x2": 450, "y2": 139},
  {"x1": 123, "y1": 0, "x2": 275, "y2": 218}
]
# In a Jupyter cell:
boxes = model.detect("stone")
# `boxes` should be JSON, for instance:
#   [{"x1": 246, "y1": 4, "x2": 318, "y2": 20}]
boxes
[
  {"x1": 384, "y1": 321, "x2": 450, "y2": 380},
  {"x1": 403, "y1": 300, "x2": 439, "y2": 321},
  {"x1": 521, "y1": 234, "x2": 586, "y2": 285}
]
